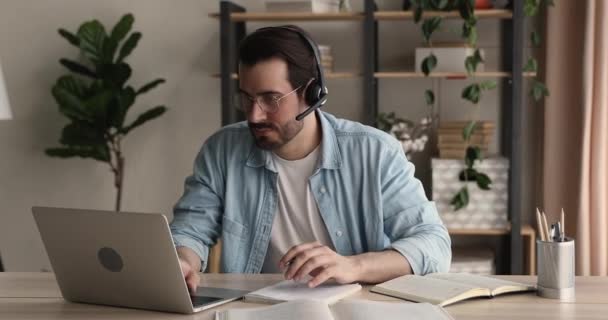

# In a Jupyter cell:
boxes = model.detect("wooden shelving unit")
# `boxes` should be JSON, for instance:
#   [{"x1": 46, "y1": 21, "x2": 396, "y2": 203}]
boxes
[{"x1": 212, "y1": 1, "x2": 529, "y2": 275}]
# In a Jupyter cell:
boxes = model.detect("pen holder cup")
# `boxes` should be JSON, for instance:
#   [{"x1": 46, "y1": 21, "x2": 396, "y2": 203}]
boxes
[{"x1": 536, "y1": 238, "x2": 575, "y2": 301}]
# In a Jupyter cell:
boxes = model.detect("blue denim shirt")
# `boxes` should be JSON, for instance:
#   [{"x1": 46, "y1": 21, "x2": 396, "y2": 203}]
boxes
[{"x1": 170, "y1": 111, "x2": 451, "y2": 274}]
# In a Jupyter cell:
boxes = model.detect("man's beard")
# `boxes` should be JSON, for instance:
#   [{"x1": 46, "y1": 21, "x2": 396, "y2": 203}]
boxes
[{"x1": 249, "y1": 119, "x2": 303, "y2": 150}]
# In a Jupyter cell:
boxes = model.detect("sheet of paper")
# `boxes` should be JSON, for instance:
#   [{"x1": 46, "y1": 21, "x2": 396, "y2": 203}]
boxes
[
  {"x1": 332, "y1": 300, "x2": 453, "y2": 320},
  {"x1": 217, "y1": 300, "x2": 333, "y2": 320},
  {"x1": 246, "y1": 280, "x2": 361, "y2": 303}
]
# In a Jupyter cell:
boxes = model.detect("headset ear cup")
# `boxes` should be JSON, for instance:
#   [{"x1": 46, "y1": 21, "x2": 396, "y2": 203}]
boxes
[{"x1": 305, "y1": 80, "x2": 322, "y2": 106}]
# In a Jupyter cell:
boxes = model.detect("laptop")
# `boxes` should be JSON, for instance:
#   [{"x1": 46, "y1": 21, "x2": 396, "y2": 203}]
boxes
[{"x1": 32, "y1": 206, "x2": 249, "y2": 314}]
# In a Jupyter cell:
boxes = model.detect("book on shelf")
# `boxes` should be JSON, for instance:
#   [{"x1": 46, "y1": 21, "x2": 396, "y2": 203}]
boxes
[
  {"x1": 243, "y1": 279, "x2": 361, "y2": 304},
  {"x1": 439, "y1": 121, "x2": 496, "y2": 130},
  {"x1": 265, "y1": 0, "x2": 341, "y2": 13},
  {"x1": 371, "y1": 273, "x2": 535, "y2": 307},
  {"x1": 216, "y1": 299, "x2": 453, "y2": 320}
]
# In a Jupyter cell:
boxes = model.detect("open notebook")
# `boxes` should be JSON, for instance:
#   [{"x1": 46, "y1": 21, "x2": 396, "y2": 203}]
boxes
[
  {"x1": 244, "y1": 280, "x2": 362, "y2": 304},
  {"x1": 216, "y1": 299, "x2": 453, "y2": 320},
  {"x1": 371, "y1": 273, "x2": 536, "y2": 307}
]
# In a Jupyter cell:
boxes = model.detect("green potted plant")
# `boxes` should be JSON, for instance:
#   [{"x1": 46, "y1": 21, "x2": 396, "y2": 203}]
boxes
[
  {"x1": 46, "y1": 13, "x2": 167, "y2": 211},
  {"x1": 411, "y1": 0, "x2": 551, "y2": 210}
]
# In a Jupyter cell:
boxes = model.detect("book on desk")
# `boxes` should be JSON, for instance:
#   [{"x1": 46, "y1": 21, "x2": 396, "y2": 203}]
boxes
[{"x1": 371, "y1": 273, "x2": 536, "y2": 307}]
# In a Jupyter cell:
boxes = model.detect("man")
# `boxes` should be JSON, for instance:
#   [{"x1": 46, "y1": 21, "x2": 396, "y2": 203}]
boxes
[{"x1": 170, "y1": 25, "x2": 451, "y2": 294}]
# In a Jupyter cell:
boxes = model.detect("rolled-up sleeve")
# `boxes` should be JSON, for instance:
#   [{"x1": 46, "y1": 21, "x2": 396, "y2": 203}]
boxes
[
  {"x1": 170, "y1": 138, "x2": 224, "y2": 272},
  {"x1": 381, "y1": 146, "x2": 451, "y2": 275}
]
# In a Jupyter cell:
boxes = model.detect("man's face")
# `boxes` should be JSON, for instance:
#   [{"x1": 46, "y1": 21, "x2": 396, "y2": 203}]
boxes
[{"x1": 238, "y1": 58, "x2": 305, "y2": 150}]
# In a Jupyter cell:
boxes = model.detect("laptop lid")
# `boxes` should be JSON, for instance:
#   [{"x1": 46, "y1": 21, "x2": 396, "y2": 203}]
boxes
[{"x1": 32, "y1": 206, "x2": 244, "y2": 314}]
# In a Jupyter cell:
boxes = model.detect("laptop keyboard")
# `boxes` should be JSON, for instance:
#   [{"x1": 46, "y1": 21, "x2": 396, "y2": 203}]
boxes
[{"x1": 190, "y1": 295, "x2": 223, "y2": 307}]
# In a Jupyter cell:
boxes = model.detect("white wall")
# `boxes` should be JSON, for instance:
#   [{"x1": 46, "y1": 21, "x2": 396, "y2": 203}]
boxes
[{"x1": 0, "y1": 0, "x2": 541, "y2": 271}]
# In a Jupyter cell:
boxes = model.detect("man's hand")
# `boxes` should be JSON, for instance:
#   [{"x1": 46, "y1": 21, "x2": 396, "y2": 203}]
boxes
[
  {"x1": 176, "y1": 246, "x2": 202, "y2": 295},
  {"x1": 179, "y1": 258, "x2": 200, "y2": 295},
  {"x1": 279, "y1": 241, "x2": 362, "y2": 288}
]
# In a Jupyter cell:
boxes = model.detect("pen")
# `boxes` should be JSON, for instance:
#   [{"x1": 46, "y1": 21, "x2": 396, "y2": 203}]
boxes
[
  {"x1": 561, "y1": 208, "x2": 566, "y2": 240},
  {"x1": 536, "y1": 208, "x2": 546, "y2": 241}
]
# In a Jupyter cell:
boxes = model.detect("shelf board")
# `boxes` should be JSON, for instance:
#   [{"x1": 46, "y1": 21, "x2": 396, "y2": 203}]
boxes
[
  {"x1": 208, "y1": 9, "x2": 511, "y2": 21},
  {"x1": 213, "y1": 72, "x2": 535, "y2": 79},
  {"x1": 374, "y1": 71, "x2": 537, "y2": 78},
  {"x1": 374, "y1": 9, "x2": 512, "y2": 20},
  {"x1": 449, "y1": 224, "x2": 535, "y2": 236},
  {"x1": 211, "y1": 72, "x2": 361, "y2": 79},
  {"x1": 208, "y1": 12, "x2": 364, "y2": 21}
]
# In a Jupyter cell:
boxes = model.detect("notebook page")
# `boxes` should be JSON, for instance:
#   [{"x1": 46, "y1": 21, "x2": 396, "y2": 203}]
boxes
[
  {"x1": 331, "y1": 300, "x2": 454, "y2": 320},
  {"x1": 245, "y1": 280, "x2": 362, "y2": 304},
  {"x1": 216, "y1": 300, "x2": 333, "y2": 320},
  {"x1": 427, "y1": 273, "x2": 534, "y2": 292},
  {"x1": 372, "y1": 275, "x2": 479, "y2": 304}
]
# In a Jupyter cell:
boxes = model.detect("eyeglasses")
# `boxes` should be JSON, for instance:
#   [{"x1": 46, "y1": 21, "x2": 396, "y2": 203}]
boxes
[{"x1": 235, "y1": 85, "x2": 302, "y2": 114}]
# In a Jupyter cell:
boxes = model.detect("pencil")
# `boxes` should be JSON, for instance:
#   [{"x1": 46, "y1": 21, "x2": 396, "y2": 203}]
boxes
[
  {"x1": 541, "y1": 211, "x2": 551, "y2": 242},
  {"x1": 536, "y1": 208, "x2": 545, "y2": 241},
  {"x1": 561, "y1": 208, "x2": 565, "y2": 239}
]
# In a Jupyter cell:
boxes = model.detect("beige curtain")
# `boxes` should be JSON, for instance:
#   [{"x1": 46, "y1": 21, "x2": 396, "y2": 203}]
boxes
[{"x1": 543, "y1": 0, "x2": 608, "y2": 276}]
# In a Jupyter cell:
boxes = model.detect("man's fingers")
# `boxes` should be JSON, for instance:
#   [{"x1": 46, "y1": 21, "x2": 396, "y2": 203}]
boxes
[
  {"x1": 308, "y1": 266, "x2": 336, "y2": 288},
  {"x1": 293, "y1": 254, "x2": 332, "y2": 281},
  {"x1": 279, "y1": 241, "x2": 323, "y2": 269},
  {"x1": 284, "y1": 246, "x2": 331, "y2": 280},
  {"x1": 186, "y1": 273, "x2": 200, "y2": 295}
]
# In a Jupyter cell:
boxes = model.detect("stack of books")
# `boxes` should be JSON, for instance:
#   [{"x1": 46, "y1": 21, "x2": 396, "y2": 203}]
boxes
[
  {"x1": 318, "y1": 45, "x2": 334, "y2": 73},
  {"x1": 265, "y1": 0, "x2": 341, "y2": 13},
  {"x1": 437, "y1": 121, "x2": 495, "y2": 158}
]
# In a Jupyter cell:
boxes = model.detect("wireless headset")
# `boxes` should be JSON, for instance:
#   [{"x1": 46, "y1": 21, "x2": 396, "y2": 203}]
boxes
[{"x1": 252, "y1": 26, "x2": 328, "y2": 121}]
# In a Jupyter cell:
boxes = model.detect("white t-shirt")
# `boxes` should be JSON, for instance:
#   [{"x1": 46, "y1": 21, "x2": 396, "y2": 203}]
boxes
[{"x1": 261, "y1": 145, "x2": 335, "y2": 273}]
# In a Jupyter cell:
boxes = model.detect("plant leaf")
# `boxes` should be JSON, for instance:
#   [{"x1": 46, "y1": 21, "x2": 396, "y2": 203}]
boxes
[
  {"x1": 52, "y1": 83, "x2": 92, "y2": 122},
  {"x1": 59, "y1": 121, "x2": 105, "y2": 146},
  {"x1": 99, "y1": 63, "x2": 132, "y2": 89},
  {"x1": 424, "y1": 89, "x2": 435, "y2": 106},
  {"x1": 531, "y1": 30, "x2": 541, "y2": 47},
  {"x1": 58, "y1": 29, "x2": 80, "y2": 47},
  {"x1": 55, "y1": 75, "x2": 88, "y2": 100},
  {"x1": 480, "y1": 80, "x2": 497, "y2": 90},
  {"x1": 122, "y1": 105, "x2": 167, "y2": 134},
  {"x1": 109, "y1": 87, "x2": 136, "y2": 128},
  {"x1": 459, "y1": 168, "x2": 478, "y2": 181},
  {"x1": 450, "y1": 186, "x2": 469, "y2": 211},
  {"x1": 46, "y1": 145, "x2": 110, "y2": 162},
  {"x1": 465, "y1": 145, "x2": 482, "y2": 167},
  {"x1": 422, "y1": 17, "x2": 442, "y2": 43},
  {"x1": 462, "y1": 120, "x2": 477, "y2": 141},
  {"x1": 110, "y1": 13, "x2": 134, "y2": 43},
  {"x1": 476, "y1": 172, "x2": 492, "y2": 190},
  {"x1": 461, "y1": 83, "x2": 481, "y2": 104},
  {"x1": 421, "y1": 54, "x2": 437, "y2": 76},
  {"x1": 414, "y1": 7, "x2": 423, "y2": 23},
  {"x1": 77, "y1": 20, "x2": 107, "y2": 63},
  {"x1": 102, "y1": 36, "x2": 119, "y2": 64},
  {"x1": 136, "y1": 78, "x2": 165, "y2": 95},
  {"x1": 531, "y1": 80, "x2": 550, "y2": 101},
  {"x1": 523, "y1": 58, "x2": 538, "y2": 72},
  {"x1": 524, "y1": 0, "x2": 539, "y2": 16},
  {"x1": 117, "y1": 32, "x2": 141, "y2": 63},
  {"x1": 59, "y1": 59, "x2": 97, "y2": 78}
]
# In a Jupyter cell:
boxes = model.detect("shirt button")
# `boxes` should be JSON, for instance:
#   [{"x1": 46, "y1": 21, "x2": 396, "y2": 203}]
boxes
[
  {"x1": 336, "y1": 230, "x2": 343, "y2": 237},
  {"x1": 320, "y1": 187, "x2": 326, "y2": 194}
]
